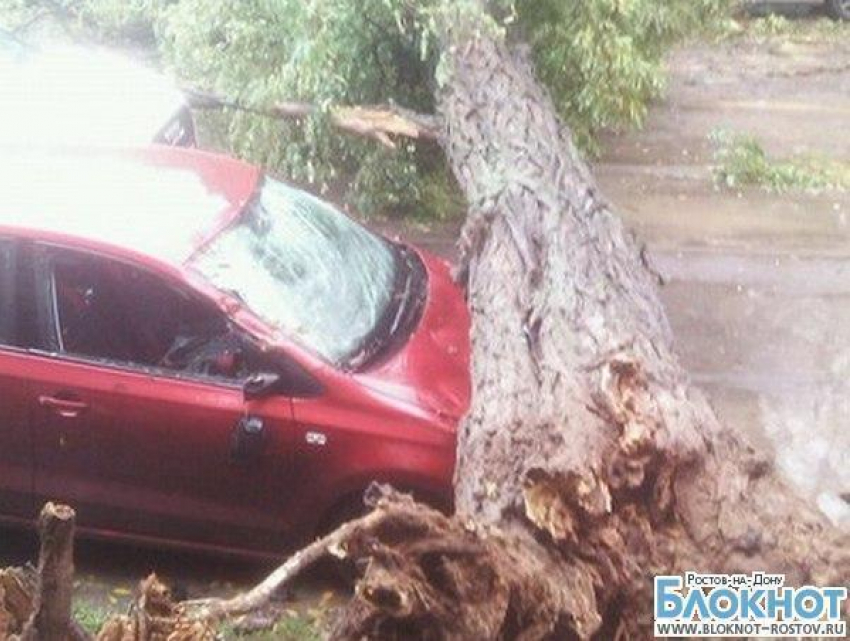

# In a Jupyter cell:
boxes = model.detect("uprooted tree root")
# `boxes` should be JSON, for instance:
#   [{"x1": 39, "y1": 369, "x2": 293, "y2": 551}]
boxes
[
  {"x1": 97, "y1": 575, "x2": 216, "y2": 641},
  {"x1": 174, "y1": 486, "x2": 577, "y2": 640},
  {"x1": 324, "y1": 493, "x2": 582, "y2": 639},
  {"x1": 0, "y1": 489, "x2": 574, "y2": 640},
  {"x1": 0, "y1": 566, "x2": 37, "y2": 639},
  {"x1": 5, "y1": 484, "x2": 848, "y2": 640}
]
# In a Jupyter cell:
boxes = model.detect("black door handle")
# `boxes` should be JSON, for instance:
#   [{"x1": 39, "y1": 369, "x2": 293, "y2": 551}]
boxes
[{"x1": 231, "y1": 415, "x2": 266, "y2": 462}]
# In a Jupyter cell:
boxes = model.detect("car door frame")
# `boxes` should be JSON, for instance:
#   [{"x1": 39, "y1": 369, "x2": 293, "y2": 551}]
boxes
[
  {"x1": 0, "y1": 235, "x2": 37, "y2": 521},
  {"x1": 24, "y1": 240, "x2": 304, "y2": 553},
  {"x1": 0, "y1": 236, "x2": 15, "y2": 342}
]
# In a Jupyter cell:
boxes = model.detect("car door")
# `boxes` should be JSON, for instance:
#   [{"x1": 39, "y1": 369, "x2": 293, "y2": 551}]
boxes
[
  {"x1": 0, "y1": 237, "x2": 33, "y2": 519},
  {"x1": 26, "y1": 243, "x2": 300, "y2": 552}
]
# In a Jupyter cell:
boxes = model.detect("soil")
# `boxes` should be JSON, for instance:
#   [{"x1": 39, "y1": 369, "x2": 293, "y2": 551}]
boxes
[{"x1": 1, "y1": 7, "x2": 848, "y2": 634}]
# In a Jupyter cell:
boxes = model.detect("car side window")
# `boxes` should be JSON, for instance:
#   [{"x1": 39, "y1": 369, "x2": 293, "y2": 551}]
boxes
[
  {"x1": 44, "y1": 249, "x2": 250, "y2": 382},
  {"x1": 0, "y1": 239, "x2": 14, "y2": 346}
]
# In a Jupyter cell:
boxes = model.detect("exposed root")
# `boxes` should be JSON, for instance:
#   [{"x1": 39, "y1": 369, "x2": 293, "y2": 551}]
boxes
[
  {"x1": 98, "y1": 575, "x2": 216, "y2": 641},
  {"x1": 0, "y1": 567, "x2": 37, "y2": 638},
  {"x1": 180, "y1": 505, "x2": 387, "y2": 623},
  {"x1": 172, "y1": 486, "x2": 596, "y2": 640},
  {"x1": 313, "y1": 488, "x2": 592, "y2": 639}
]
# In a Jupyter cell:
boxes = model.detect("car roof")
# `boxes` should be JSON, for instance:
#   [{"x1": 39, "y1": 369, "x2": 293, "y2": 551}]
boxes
[
  {"x1": 0, "y1": 146, "x2": 260, "y2": 265},
  {"x1": 0, "y1": 28, "x2": 27, "y2": 61},
  {"x1": 0, "y1": 38, "x2": 186, "y2": 146}
]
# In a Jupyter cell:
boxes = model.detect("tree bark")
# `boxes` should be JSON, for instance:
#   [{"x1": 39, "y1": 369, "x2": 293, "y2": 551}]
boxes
[
  {"x1": 174, "y1": 6, "x2": 849, "y2": 639},
  {"x1": 432, "y1": 7, "x2": 849, "y2": 638},
  {"x1": 20, "y1": 503, "x2": 80, "y2": 641},
  {"x1": 79, "y1": 4, "x2": 847, "y2": 638},
  {"x1": 0, "y1": 567, "x2": 37, "y2": 639}
]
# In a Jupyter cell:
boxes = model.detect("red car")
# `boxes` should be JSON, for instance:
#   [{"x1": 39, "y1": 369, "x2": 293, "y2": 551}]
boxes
[{"x1": 0, "y1": 147, "x2": 469, "y2": 557}]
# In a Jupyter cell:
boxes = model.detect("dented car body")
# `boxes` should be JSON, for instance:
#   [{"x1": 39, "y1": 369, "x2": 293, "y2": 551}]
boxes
[{"x1": 0, "y1": 147, "x2": 470, "y2": 556}]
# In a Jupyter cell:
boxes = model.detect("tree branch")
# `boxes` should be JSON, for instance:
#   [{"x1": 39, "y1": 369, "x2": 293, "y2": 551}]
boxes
[
  {"x1": 183, "y1": 88, "x2": 442, "y2": 149},
  {"x1": 19, "y1": 503, "x2": 90, "y2": 641},
  {"x1": 179, "y1": 507, "x2": 388, "y2": 622}
]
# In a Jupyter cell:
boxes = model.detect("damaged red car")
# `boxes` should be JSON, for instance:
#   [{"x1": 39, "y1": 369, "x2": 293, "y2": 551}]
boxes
[{"x1": 0, "y1": 147, "x2": 470, "y2": 556}]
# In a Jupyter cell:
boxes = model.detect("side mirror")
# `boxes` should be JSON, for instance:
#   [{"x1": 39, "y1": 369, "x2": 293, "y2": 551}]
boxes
[
  {"x1": 242, "y1": 372, "x2": 284, "y2": 400},
  {"x1": 242, "y1": 364, "x2": 324, "y2": 400}
]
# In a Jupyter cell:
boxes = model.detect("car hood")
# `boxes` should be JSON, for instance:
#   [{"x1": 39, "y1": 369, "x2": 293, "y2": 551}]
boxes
[
  {"x1": 0, "y1": 44, "x2": 185, "y2": 146},
  {"x1": 357, "y1": 248, "x2": 471, "y2": 425}
]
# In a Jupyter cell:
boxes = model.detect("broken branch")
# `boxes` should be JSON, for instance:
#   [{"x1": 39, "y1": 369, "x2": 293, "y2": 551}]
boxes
[
  {"x1": 180, "y1": 507, "x2": 386, "y2": 622},
  {"x1": 19, "y1": 503, "x2": 90, "y2": 641},
  {"x1": 183, "y1": 88, "x2": 442, "y2": 149}
]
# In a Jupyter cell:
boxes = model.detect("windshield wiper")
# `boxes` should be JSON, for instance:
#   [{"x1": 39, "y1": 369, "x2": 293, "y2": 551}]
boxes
[
  {"x1": 387, "y1": 254, "x2": 415, "y2": 337},
  {"x1": 345, "y1": 244, "x2": 425, "y2": 371}
]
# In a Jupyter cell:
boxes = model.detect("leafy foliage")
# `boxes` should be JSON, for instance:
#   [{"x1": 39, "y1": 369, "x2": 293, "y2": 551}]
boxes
[
  {"x1": 740, "y1": 13, "x2": 850, "y2": 42},
  {"x1": 1, "y1": 0, "x2": 730, "y2": 218},
  {"x1": 513, "y1": 0, "x2": 729, "y2": 151},
  {"x1": 73, "y1": 602, "x2": 110, "y2": 635},
  {"x1": 157, "y1": 0, "x2": 444, "y2": 217},
  {"x1": 711, "y1": 129, "x2": 850, "y2": 193}
]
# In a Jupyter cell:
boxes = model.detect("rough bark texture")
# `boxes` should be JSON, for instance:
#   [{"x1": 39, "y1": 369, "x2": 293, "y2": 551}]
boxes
[
  {"x1": 433, "y1": 10, "x2": 848, "y2": 638},
  {"x1": 314, "y1": 7, "x2": 850, "y2": 639},
  {"x1": 97, "y1": 575, "x2": 215, "y2": 641},
  {"x1": 20, "y1": 503, "x2": 78, "y2": 641},
  {"x1": 0, "y1": 567, "x2": 37, "y2": 639}
]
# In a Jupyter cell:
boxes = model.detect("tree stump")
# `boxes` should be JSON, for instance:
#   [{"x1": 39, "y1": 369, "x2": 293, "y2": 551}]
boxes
[{"x1": 20, "y1": 503, "x2": 78, "y2": 641}]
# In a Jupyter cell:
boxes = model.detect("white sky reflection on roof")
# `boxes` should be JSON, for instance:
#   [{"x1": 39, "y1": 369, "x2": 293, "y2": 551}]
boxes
[{"x1": 0, "y1": 152, "x2": 235, "y2": 263}]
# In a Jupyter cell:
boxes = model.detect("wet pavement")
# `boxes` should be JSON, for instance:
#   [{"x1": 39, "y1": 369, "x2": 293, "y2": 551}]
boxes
[{"x1": 600, "y1": 22, "x2": 850, "y2": 528}]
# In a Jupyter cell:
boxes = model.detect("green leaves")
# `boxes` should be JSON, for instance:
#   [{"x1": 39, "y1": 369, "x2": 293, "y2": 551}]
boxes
[
  {"x1": 1, "y1": 0, "x2": 728, "y2": 218},
  {"x1": 152, "y1": 0, "x2": 442, "y2": 216},
  {"x1": 711, "y1": 129, "x2": 850, "y2": 193},
  {"x1": 517, "y1": 0, "x2": 728, "y2": 153}
]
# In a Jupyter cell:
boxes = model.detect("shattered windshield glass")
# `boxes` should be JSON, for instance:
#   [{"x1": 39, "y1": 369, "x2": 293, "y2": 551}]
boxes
[{"x1": 190, "y1": 178, "x2": 398, "y2": 365}]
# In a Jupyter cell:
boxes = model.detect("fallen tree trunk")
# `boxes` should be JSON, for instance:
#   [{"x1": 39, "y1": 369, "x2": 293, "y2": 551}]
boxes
[
  {"x1": 175, "y1": 4, "x2": 848, "y2": 638},
  {"x1": 10, "y1": 2, "x2": 846, "y2": 638},
  {"x1": 405, "y1": 6, "x2": 848, "y2": 637}
]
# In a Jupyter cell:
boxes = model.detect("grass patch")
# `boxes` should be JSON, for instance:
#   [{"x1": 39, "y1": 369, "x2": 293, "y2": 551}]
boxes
[
  {"x1": 710, "y1": 130, "x2": 850, "y2": 193},
  {"x1": 73, "y1": 603, "x2": 111, "y2": 636},
  {"x1": 712, "y1": 11, "x2": 850, "y2": 43},
  {"x1": 739, "y1": 14, "x2": 849, "y2": 42}
]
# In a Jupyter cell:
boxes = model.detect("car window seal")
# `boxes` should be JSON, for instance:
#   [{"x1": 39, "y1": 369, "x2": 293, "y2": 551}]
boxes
[
  {"x1": 345, "y1": 243, "x2": 427, "y2": 372},
  {"x1": 22, "y1": 346, "x2": 247, "y2": 390}
]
